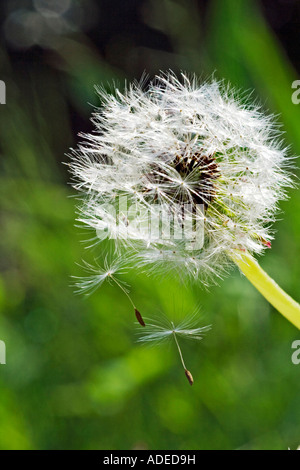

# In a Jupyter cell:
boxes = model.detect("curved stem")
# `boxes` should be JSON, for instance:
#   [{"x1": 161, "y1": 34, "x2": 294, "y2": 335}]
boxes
[
  {"x1": 229, "y1": 250, "x2": 300, "y2": 330},
  {"x1": 171, "y1": 323, "x2": 187, "y2": 370},
  {"x1": 112, "y1": 276, "x2": 136, "y2": 309}
]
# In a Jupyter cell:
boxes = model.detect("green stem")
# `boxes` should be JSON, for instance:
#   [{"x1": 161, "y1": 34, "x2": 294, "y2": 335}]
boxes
[{"x1": 229, "y1": 250, "x2": 300, "y2": 330}]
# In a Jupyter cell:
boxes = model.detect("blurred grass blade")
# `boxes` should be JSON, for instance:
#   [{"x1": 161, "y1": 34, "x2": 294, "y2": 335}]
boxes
[{"x1": 208, "y1": 0, "x2": 300, "y2": 153}]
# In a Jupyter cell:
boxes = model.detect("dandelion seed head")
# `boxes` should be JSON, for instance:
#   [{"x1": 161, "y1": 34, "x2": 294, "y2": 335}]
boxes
[{"x1": 69, "y1": 72, "x2": 294, "y2": 284}]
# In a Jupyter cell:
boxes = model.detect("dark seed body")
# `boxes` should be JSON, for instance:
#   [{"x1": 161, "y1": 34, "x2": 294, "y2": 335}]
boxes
[
  {"x1": 135, "y1": 308, "x2": 146, "y2": 326},
  {"x1": 185, "y1": 369, "x2": 194, "y2": 386}
]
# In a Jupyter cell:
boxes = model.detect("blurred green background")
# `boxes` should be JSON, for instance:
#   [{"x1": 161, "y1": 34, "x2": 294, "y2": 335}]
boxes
[{"x1": 0, "y1": 0, "x2": 300, "y2": 450}]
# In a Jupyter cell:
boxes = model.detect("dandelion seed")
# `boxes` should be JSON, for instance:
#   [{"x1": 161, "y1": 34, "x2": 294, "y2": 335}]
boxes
[
  {"x1": 137, "y1": 313, "x2": 211, "y2": 385},
  {"x1": 73, "y1": 255, "x2": 145, "y2": 325}
]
